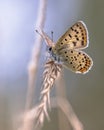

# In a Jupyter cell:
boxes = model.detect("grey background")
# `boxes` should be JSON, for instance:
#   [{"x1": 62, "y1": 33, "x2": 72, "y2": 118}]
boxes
[{"x1": 0, "y1": 0, "x2": 104, "y2": 130}]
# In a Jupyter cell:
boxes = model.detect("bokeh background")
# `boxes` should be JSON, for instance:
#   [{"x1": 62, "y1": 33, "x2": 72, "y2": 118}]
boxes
[{"x1": 0, "y1": 0, "x2": 104, "y2": 130}]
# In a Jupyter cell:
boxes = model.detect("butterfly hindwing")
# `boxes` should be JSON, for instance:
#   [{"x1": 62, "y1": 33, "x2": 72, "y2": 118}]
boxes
[{"x1": 58, "y1": 49, "x2": 93, "y2": 74}]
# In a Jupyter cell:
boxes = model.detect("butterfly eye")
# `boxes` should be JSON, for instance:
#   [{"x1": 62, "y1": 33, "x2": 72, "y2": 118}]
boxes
[{"x1": 49, "y1": 47, "x2": 52, "y2": 51}]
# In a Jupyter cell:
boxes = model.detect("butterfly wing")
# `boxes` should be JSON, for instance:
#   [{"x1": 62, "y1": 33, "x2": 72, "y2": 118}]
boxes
[
  {"x1": 59, "y1": 49, "x2": 93, "y2": 74},
  {"x1": 52, "y1": 21, "x2": 89, "y2": 53}
]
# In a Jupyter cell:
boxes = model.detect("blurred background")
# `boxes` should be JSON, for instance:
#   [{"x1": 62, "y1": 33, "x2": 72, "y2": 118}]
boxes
[{"x1": 0, "y1": 0, "x2": 104, "y2": 130}]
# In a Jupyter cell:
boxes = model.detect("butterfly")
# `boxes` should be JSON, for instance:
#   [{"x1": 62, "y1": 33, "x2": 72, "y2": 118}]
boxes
[{"x1": 36, "y1": 21, "x2": 93, "y2": 74}]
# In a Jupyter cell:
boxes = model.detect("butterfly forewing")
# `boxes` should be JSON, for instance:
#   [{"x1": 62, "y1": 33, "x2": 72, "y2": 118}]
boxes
[
  {"x1": 59, "y1": 49, "x2": 93, "y2": 74},
  {"x1": 52, "y1": 21, "x2": 88, "y2": 54},
  {"x1": 36, "y1": 21, "x2": 93, "y2": 74}
]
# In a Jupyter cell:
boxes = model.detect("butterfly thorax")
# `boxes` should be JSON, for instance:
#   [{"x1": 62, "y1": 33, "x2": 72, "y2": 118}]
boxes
[{"x1": 48, "y1": 46, "x2": 62, "y2": 64}]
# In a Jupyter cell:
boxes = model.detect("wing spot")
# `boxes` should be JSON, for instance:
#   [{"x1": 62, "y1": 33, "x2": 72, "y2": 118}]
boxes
[
  {"x1": 76, "y1": 37, "x2": 79, "y2": 41},
  {"x1": 75, "y1": 29, "x2": 77, "y2": 32},
  {"x1": 69, "y1": 34, "x2": 72, "y2": 38},
  {"x1": 77, "y1": 54, "x2": 79, "y2": 57},
  {"x1": 64, "y1": 51, "x2": 67, "y2": 54},
  {"x1": 79, "y1": 67, "x2": 82, "y2": 70},
  {"x1": 82, "y1": 58, "x2": 85, "y2": 62},
  {"x1": 71, "y1": 27, "x2": 74, "y2": 31},
  {"x1": 84, "y1": 56, "x2": 87, "y2": 58},
  {"x1": 86, "y1": 59, "x2": 88, "y2": 63},
  {"x1": 73, "y1": 42, "x2": 77, "y2": 46},
  {"x1": 73, "y1": 66, "x2": 75, "y2": 68},
  {"x1": 88, "y1": 60, "x2": 91, "y2": 63},
  {"x1": 71, "y1": 50, "x2": 73, "y2": 53},
  {"x1": 76, "y1": 24, "x2": 79, "y2": 27},
  {"x1": 81, "y1": 41, "x2": 84, "y2": 45},
  {"x1": 85, "y1": 63, "x2": 88, "y2": 66},
  {"x1": 76, "y1": 31, "x2": 79, "y2": 34},
  {"x1": 82, "y1": 33, "x2": 84, "y2": 36},
  {"x1": 71, "y1": 57, "x2": 73, "y2": 59},
  {"x1": 80, "y1": 64, "x2": 82, "y2": 66},
  {"x1": 82, "y1": 37, "x2": 84, "y2": 40},
  {"x1": 61, "y1": 42, "x2": 63, "y2": 45},
  {"x1": 65, "y1": 38, "x2": 67, "y2": 41},
  {"x1": 74, "y1": 56, "x2": 77, "y2": 60}
]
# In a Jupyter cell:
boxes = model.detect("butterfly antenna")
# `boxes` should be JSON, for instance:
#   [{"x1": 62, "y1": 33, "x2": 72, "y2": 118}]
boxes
[
  {"x1": 51, "y1": 31, "x2": 53, "y2": 42},
  {"x1": 35, "y1": 29, "x2": 44, "y2": 38},
  {"x1": 35, "y1": 29, "x2": 55, "y2": 47}
]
